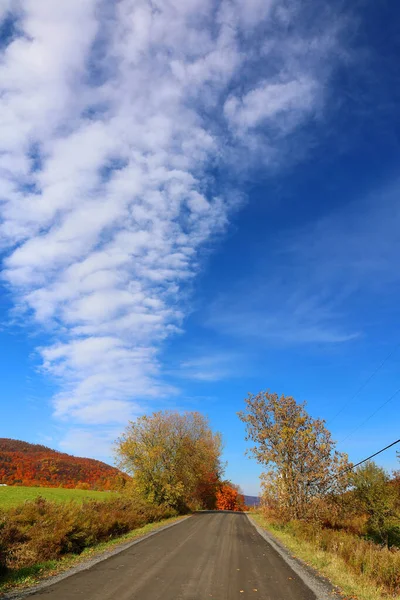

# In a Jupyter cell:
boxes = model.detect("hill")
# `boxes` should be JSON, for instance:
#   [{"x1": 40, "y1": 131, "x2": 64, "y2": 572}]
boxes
[
  {"x1": 244, "y1": 495, "x2": 260, "y2": 507},
  {"x1": 0, "y1": 438, "x2": 128, "y2": 490}
]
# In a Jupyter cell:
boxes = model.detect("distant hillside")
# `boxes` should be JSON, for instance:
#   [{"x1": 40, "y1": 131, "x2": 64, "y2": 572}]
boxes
[
  {"x1": 244, "y1": 495, "x2": 260, "y2": 507},
  {"x1": 0, "y1": 438, "x2": 128, "y2": 490}
]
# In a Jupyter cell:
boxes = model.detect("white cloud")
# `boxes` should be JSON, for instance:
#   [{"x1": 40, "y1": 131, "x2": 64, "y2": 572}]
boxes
[
  {"x1": 178, "y1": 352, "x2": 242, "y2": 381},
  {"x1": 224, "y1": 78, "x2": 317, "y2": 132},
  {"x1": 286, "y1": 181, "x2": 400, "y2": 289},
  {"x1": 232, "y1": 0, "x2": 276, "y2": 28},
  {"x1": 208, "y1": 289, "x2": 360, "y2": 346},
  {"x1": 59, "y1": 427, "x2": 120, "y2": 460},
  {"x1": 207, "y1": 181, "x2": 400, "y2": 347},
  {"x1": 0, "y1": 0, "x2": 346, "y2": 454}
]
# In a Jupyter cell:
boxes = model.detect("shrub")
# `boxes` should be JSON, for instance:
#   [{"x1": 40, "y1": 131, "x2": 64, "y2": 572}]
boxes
[
  {"x1": 0, "y1": 496, "x2": 176, "y2": 572},
  {"x1": 351, "y1": 461, "x2": 399, "y2": 547},
  {"x1": 0, "y1": 518, "x2": 9, "y2": 574},
  {"x1": 263, "y1": 510, "x2": 400, "y2": 596}
]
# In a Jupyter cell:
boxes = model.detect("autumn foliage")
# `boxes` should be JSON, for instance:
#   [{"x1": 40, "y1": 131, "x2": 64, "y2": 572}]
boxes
[
  {"x1": 216, "y1": 484, "x2": 246, "y2": 511},
  {"x1": 0, "y1": 439, "x2": 127, "y2": 490},
  {"x1": 0, "y1": 496, "x2": 175, "y2": 574},
  {"x1": 116, "y1": 411, "x2": 223, "y2": 511},
  {"x1": 239, "y1": 391, "x2": 350, "y2": 521}
]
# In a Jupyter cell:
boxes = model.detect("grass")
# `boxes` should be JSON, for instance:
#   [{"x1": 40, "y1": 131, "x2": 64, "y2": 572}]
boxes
[
  {"x1": 251, "y1": 513, "x2": 400, "y2": 600},
  {"x1": 0, "y1": 486, "x2": 112, "y2": 509},
  {"x1": 0, "y1": 515, "x2": 185, "y2": 594}
]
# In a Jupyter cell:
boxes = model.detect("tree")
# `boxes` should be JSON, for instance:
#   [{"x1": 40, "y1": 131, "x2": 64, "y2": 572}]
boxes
[
  {"x1": 195, "y1": 471, "x2": 221, "y2": 510},
  {"x1": 115, "y1": 411, "x2": 223, "y2": 512},
  {"x1": 238, "y1": 391, "x2": 351, "y2": 520},
  {"x1": 216, "y1": 483, "x2": 246, "y2": 511},
  {"x1": 351, "y1": 461, "x2": 399, "y2": 546}
]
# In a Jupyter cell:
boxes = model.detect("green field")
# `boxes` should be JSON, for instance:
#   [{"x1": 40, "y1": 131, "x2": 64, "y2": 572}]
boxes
[{"x1": 0, "y1": 486, "x2": 113, "y2": 509}]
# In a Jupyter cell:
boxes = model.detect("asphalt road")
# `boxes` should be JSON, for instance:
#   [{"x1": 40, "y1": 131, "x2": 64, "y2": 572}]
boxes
[{"x1": 29, "y1": 512, "x2": 316, "y2": 600}]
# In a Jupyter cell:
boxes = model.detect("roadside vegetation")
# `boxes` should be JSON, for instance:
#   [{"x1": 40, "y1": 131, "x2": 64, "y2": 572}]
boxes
[
  {"x1": 240, "y1": 391, "x2": 400, "y2": 599},
  {"x1": 0, "y1": 514, "x2": 183, "y2": 594},
  {"x1": 0, "y1": 494, "x2": 176, "y2": 576},
  {"x1": 253, "y1": 512, "x2": 400, "y2": 600}
]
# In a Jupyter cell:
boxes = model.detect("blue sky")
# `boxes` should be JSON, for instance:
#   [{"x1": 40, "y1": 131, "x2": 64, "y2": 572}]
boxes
[{"x1": 1, "y1": 0, "x2": 400, "y2": 495}]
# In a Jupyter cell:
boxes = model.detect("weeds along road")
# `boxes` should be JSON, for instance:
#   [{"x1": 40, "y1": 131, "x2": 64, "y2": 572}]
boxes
[{"x1": 27, "y1": 512, "x2": 318, "y2": 600}]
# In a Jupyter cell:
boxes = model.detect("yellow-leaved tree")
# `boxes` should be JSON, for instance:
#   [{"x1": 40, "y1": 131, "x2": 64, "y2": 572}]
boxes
[
  {"x1": 238, "y1": 391, "x2": 351, "y2": 520},
  {"x1": 115, "y1": 411, "x2": 223, "y2": 512}
]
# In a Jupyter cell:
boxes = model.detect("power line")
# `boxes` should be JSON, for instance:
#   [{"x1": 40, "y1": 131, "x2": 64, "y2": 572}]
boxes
[
  {"x1": 340, "y1": 385, "x2": 400, "y2": 444},
  {"x1": 307, "y1": 437, "x2": 400, "y2": 489},
  {"x1": 326, "y1": 437, "x2": 400, "y2": 490},
  {"x1": 345, "y1": 437, "x2": 400, "y2": 473},
  {"x1": 327, "y1": 342, "x2": 400, "y2": 426}
]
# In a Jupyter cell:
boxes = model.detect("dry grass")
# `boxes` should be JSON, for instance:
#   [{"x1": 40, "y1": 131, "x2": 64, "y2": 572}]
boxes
[
  {"x1": 0, "y1": 515, "x2": 184, "y2": 594},
  {"x1": 252, "y1": 513, "x2": 400, "y2": 600},
  {"x1": 0, "y1": 495, "x2": 176, "y2": 574}
]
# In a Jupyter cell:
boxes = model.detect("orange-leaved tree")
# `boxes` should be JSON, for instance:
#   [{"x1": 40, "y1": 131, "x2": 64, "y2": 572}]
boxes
[
  {"x1": 216, "y1": 482, "x2": 246, "y2": 511},
  {"x1": 239, "y1": 391, "x2": 351, "y2": 520}
]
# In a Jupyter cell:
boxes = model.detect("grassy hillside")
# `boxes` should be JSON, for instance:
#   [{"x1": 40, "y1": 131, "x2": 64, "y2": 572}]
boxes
[
  {"x1": 0, "y1": 486, "x2": 113, "y2": 509},
  {"x1": 0, "y1": 438, "x2": 128, "y2": 490}
]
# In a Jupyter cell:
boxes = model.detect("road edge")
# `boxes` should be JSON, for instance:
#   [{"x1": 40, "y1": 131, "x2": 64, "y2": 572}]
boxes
[
  {"x1": 1, "y1": 516, "x2": 191, "y2": 600},
  {"x1": 247, "y1": 514, "x2": 345, "y2": 600}
]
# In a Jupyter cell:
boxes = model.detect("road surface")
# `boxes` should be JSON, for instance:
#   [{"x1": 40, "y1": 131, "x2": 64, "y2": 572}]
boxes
[{"x1": 28, "y1": 512, "x2": 316, "y2": 600}]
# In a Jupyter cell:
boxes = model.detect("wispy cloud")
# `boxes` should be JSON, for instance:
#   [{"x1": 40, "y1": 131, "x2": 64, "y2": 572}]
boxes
[
  {"x1": 224, "y1": 77, "x2": 317, "y2": 133},
  {"x1": 0, "y1": 0, "x2": 347, "y2": 452},
  {"x1": 208, "y1": 288, "x2": 360, "y2": 346},
  {"x1": 208, "y1": 180, "x2": 400, "y2": 346},
  {"x1": 178, "y1": 352, "x2": 242, "y2": 381},
  {"x1": 286, "y1": 181, "x2": 400, "y2": 290}
]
